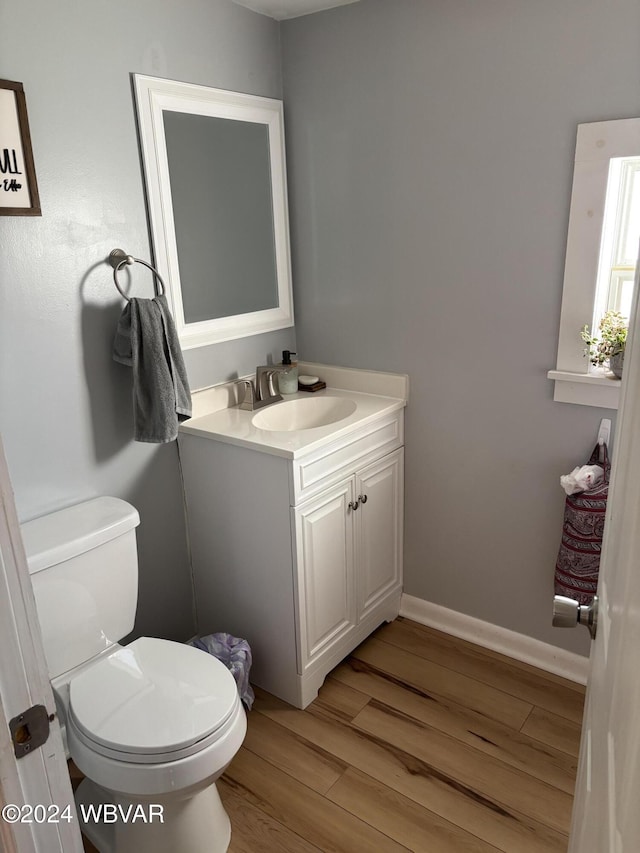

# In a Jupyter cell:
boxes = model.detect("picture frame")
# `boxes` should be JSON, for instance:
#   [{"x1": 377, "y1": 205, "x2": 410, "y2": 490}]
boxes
[{"x1": 0, "y1": 80, "x2": 41, "y2": 216}]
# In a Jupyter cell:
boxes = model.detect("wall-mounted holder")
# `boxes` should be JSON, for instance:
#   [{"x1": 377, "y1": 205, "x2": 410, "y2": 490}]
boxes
[
  {"x1": 108, "y1": 248, "x2": 165, "y2": 301},
  {"x1": 597, "y1": 418, "x2": 611, "y2": 448},
  {"x1": 108, "y1": 248, "x2": 135, "y2": 269}
]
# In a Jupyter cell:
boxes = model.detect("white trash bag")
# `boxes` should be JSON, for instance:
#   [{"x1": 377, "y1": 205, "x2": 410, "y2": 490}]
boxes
[{"x1": 188, "y1": 633, "x2": 255, "y2": 710}]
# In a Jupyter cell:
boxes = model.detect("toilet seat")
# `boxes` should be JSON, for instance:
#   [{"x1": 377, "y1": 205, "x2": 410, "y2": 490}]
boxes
[{"x1": 68, "y1": 637, "x2": 240, "y2": 764}]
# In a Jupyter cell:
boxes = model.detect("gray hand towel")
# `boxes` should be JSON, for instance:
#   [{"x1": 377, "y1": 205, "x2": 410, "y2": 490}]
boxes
[{"x1": 113, "y1": 294, "x2": 192, "y2": 443}]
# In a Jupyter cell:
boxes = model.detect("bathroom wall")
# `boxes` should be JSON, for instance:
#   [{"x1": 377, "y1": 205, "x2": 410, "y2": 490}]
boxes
[
  {"x1": 0, "y1": 0, "x2": 292, "y2": 641},
  {"x1": 282, "y1": 0, "x2": 640, "y2": 654},
  {"x1": 3, "y1": 0, "x2": 637, "y2": 661}
]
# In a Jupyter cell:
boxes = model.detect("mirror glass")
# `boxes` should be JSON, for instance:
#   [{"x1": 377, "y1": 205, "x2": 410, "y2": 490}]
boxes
[{"x1": 133, "y1": 75, "x2": 294, "y2": 349}]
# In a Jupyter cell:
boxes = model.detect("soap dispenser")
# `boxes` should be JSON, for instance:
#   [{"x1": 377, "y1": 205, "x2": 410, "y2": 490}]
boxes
[{"x1": 278, "y1": 350, "x2": 298, "y2": 395}]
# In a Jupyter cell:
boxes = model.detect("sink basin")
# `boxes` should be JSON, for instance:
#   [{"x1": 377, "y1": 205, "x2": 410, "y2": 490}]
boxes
[{"x1": 252, "y1": 396, "x2": 357, "y2": 432}]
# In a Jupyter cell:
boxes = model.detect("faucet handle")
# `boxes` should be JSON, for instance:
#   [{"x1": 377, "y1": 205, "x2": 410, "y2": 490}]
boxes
[{"x1": 236, "y1": 379, "x2": 256, "y2": 410}]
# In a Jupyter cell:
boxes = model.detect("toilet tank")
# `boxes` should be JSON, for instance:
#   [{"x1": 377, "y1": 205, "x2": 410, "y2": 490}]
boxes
[{"x1": 21, "y1": 497, "x2": 140, "y2": 679}]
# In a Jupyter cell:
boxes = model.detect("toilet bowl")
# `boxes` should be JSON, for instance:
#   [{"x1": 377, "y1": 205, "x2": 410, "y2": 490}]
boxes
[
  {"x1": 21, "y1": 497, "x2": 246, "y2": 853},
  {"x1": 63, "y1": 638, "x2": 246, "y2": 853}
]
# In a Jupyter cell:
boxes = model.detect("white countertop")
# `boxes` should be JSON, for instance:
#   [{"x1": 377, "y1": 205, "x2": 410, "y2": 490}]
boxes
[{"x1": 178, "y1": 387, "x2": 406, "y2": 459}]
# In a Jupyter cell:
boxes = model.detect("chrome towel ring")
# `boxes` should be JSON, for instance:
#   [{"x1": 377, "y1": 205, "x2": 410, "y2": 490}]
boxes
[{"x1": 108, "y1": 248, "x2": 166, "y2": 302}]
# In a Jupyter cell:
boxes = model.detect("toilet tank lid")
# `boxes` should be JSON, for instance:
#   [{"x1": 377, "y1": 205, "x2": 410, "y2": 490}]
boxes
[{"x1": 21, "y1": 497, "x2": 140, "y2": 575}]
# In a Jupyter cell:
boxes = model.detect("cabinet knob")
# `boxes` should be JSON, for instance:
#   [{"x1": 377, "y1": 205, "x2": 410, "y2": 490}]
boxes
[
  {"x1": 348, "y1": 500, "x2": 360, "y2": 511},
  {"x1": 358, "y1": 494, "x2": 368, "y2": 504}
]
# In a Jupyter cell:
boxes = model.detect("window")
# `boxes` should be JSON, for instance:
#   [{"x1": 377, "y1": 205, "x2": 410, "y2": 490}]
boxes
[
  {"x1": 595, "y1": 157, "x2": 640, "y2": 323},
  {"x1": 549, "y1": 118, "x2": 640, "y2": 409}
]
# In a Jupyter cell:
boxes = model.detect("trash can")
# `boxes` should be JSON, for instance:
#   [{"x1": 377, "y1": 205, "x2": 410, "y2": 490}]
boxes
[{"x1": 188, "y1": 633, "x2": 255, "y2": 710}]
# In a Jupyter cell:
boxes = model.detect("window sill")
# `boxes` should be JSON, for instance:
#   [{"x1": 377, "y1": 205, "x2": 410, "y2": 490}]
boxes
[{"x1": 548, "y1": 368, "x2": 621, "y2": 409}]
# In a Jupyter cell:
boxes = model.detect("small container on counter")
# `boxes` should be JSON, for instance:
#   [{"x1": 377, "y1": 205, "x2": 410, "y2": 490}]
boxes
[{"x1": 277, "y1": 350, "x2": 298, "y2": 394}]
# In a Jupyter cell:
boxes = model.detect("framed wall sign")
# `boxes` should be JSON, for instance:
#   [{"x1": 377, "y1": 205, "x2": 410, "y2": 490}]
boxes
[{"x1": 0, "y1": 80, "x2": 40, "y2": 216}]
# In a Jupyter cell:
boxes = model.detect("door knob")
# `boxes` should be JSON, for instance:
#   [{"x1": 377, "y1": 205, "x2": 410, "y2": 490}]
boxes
[{"x1": 553, "y1": 595, "x2": 598, "y2": 639}]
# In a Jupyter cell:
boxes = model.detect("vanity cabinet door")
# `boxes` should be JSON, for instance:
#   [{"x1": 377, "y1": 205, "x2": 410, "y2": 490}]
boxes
[
  {"x1": 356, "y1": 448, "x2": 404, "y2": 621},
  {"x1": 293, "y1": 479, "x2": 357, "y2": 671}
]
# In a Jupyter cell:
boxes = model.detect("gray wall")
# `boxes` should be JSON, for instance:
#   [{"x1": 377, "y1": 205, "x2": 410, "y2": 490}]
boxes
[
  {"x1": 3, "y1": 0, "x2": 637, "y2": 660},
  {"x1": 0, "y1": 0, "x2": 293, "y2": 641},
  {"x1": 282, "y1": 0, "x2": 640, "y2": 655}
]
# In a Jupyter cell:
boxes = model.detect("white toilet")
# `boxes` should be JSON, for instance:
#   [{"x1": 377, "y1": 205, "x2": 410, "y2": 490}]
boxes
[{"x1": 21, "y1": 496, "x2": 246, "y2": 853}]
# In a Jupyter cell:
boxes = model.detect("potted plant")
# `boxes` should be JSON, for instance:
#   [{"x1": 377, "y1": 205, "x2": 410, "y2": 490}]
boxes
[{"x1": 581, "y1": 310, "x2": 628, "y2": 378}]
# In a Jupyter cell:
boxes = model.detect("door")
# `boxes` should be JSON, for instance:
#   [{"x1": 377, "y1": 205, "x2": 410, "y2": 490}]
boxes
[
  {"x1": 356, "y1": 448, "x2": 404, "y2": 619},
  {"x1": 0, "y1": 435, "x2": 83, "y2": 852},
  {"x1": 567, "y1": 261, "x2": 640, "y2": 851},
  {"x1": 293, "y1": 479, "x2": 357, "y2": 670}
]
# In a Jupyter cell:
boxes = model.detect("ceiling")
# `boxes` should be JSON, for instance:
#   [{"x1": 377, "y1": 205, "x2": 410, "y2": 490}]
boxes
[{"x1": 232, "y1": 0, "x2": 360, "y2": 20}]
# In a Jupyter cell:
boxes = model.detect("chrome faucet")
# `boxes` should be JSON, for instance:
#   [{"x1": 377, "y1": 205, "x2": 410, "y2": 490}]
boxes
[{"x1": 236, "y1": 366, "x2": 282, "y2": 411}]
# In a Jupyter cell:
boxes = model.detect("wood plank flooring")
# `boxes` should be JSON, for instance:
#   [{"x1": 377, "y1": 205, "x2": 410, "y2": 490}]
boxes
[
  {"x1": 222, "y1": 618, "x2": 584, "y2": 853},
  {"x1": 71, "y1": 617, "x2": 585, "y2": 852}
]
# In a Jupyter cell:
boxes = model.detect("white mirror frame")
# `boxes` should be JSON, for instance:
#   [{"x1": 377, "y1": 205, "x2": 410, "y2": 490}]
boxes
[{"x1": 133, "y1": 74, "x2": 294, "y2": 349}]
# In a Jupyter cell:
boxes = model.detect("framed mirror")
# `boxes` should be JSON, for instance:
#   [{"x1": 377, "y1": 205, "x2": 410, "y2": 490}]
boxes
[{"x1": 133, "y1": 74, "x2": 294, "y2": 349}]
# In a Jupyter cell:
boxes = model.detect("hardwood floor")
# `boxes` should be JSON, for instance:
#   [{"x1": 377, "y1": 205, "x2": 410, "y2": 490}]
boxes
[
  {"x1": 70, "y1": 617, "x2": 585, "y2": 852},
  {"x1": 221, "y1": 618, "x2": 584, "y2": 853}
]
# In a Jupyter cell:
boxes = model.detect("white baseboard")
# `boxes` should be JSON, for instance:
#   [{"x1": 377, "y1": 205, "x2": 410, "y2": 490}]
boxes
[{"x1": 399, "y1": 594, "x2": 589, "y2": 686}]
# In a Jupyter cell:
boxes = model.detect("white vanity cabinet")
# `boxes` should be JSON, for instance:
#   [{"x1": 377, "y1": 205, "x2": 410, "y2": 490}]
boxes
[
  {"x1": 178, "y1": 406, "x2": 404, "y2": 708},
  {"x1": 294, "y1": 448, "x2": 403, "y2": 677}
]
